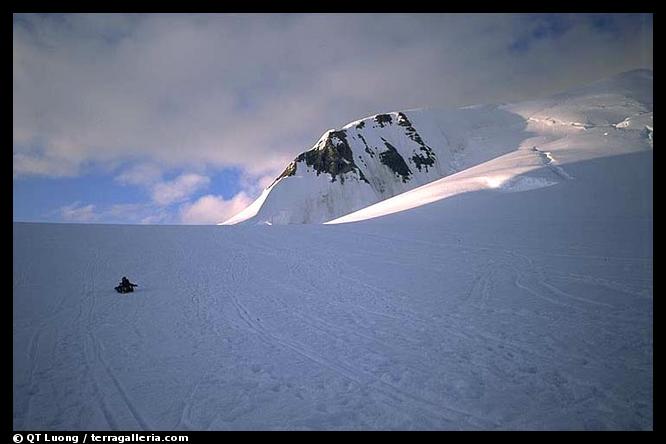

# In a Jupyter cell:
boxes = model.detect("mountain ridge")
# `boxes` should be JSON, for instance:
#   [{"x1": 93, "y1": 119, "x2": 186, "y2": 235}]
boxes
[{"x1": 222, "y1": 69, "x2": 652, "y2": 225}]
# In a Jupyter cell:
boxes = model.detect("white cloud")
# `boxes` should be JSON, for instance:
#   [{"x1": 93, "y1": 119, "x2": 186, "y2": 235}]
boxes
[
  {"x1": 55, "y1": 194, "x2": 250, "y2": 225},
  {"x1": 150, "y1": 173, "x2": 210, "y2": 206},
  {"x1": 59, "y1": 202, "x2": 98, "y2": 222},
  {"x1": 56, "y1": 200, "x2": 179, "y2": 225},
  {"x1": 139, "y1": 212, "x2": 171, "y2": 225},
  {"x1": 115, "y1": 163, "x2": 163, "y2": 186},
  {"x1": 257, "y1": 174, "x2": 278, "y2": 190},
  {"x1": 179, "y1": 193, "x2": 253, "y2": 224},
  {"x1": 237, "y1": 169, "x2": 283, "y2": 200}
]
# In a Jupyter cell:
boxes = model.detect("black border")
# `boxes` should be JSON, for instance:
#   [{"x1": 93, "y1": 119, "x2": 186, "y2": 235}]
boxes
[{"x1": 10, "y1": 8, "x2": 655, "y2": 436}]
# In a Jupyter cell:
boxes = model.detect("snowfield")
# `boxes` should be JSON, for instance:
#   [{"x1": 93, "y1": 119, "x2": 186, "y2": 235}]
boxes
[{"x1": 14, "y1": 70, "x2": 652, "y2": 430}]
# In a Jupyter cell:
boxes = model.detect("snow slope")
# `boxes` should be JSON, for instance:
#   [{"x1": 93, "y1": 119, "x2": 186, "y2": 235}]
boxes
[
  {"x1": 223, "y1": 69, "x2": 652, "y2": 226},
  {"x1": 14, "y1": 70, "x2": 652, "y2": 430}
]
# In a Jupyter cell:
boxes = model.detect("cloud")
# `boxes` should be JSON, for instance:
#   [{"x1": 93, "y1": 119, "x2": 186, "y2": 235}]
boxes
[
  {"x1": 13, "y1": 13, "x2": 652, "y2": 186},
  {"x1": 150, "y1": 173, "x2": 210, "y2": 206},
  {"x1": 56, "y1": 200, "x2": 179, "y2": 224},
  {"x1": 237, "y1": 170, "x2": 283, "y2": 200},
  {"x1": 14, "y1": 152, "x2": 79, "y2": 178},
  {"x1": 179, "y1": 192, "x2": 253, "y2": 224},
  {"x1": 59, "y1": 202, "x2": 98, "y2": 222},
  {"x1": 115, "y1": 163, "x2": 163, "y2": 186}
]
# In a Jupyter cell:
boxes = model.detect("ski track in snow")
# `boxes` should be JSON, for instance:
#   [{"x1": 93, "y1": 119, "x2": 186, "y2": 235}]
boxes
[
  {"x1": 83, "y1": 248, "x2": 151, "y2": 431},
  {"x1": 222, "y1": 248, "x2": 494, "y2": 429},
  {"x1": 13, "y1": 218, "x2": 652, "y2": 430}
]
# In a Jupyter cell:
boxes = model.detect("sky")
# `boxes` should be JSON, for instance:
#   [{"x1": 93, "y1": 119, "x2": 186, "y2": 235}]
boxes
[{"x1": 13, "y1": 13, "x2": 653, "y2": 224}]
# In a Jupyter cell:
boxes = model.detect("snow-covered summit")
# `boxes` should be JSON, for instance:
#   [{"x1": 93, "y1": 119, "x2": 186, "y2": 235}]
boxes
[{"x1": 222, "y1": 69, "x2": 652, "y2": 225}]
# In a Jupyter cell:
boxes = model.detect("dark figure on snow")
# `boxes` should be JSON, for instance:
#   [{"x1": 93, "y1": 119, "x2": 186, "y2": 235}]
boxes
[{"x1": 115, "y1": 276, "x2": 138, "y2": 293}]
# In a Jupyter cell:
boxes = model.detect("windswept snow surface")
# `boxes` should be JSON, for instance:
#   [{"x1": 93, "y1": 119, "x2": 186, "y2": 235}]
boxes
[{"x1": 14, "y1": 70, "x2": 652, "y2": 430}]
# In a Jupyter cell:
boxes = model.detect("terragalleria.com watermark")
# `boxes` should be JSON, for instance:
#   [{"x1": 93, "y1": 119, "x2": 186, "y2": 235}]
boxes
[{"x1": 13, "y1": 434, "x2": 188, "y2": 444}]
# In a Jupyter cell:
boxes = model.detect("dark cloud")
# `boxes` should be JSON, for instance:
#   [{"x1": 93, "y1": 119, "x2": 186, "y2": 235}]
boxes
[{"x1": 13, "y1": 13, "x2": 653, "y2": 185}]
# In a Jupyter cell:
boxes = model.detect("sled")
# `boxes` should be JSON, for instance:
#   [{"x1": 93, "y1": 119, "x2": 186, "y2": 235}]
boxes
[{"x1": 115, "y1": 285, "x2": 135, "y2": 294}]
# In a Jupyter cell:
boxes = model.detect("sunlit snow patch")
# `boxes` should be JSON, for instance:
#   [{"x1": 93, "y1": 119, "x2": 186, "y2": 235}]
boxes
[
  {"x1": 219, "y1": 188, "x2": 271, "y2": 225},
  {"x1": 498, "y1": 176, "x2": 558, "y2": 193},
  {"x1": 482, "y1": 176, "x2": 509, "y2": 189}
]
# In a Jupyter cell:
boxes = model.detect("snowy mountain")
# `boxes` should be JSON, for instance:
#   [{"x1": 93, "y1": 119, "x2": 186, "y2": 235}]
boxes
[
  {"x1": 329, "y1": 69, "x2": 653, "y2": 224},
  {"x1": 222, "y1": 69, "x2": 653, "y2": 225},
  {"x1": 14, "y1": 69, "x2": 652, "y2": 431}
]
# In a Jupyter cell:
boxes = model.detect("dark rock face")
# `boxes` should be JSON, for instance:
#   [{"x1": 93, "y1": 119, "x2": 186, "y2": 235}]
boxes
[
  {"x1": 397, "y1": 112, "x2": 436, "y2": 172},
  {"x1": 295, "y1": 130, "x2": 368, "y2": 184},
  {"x1": 379, "y1": 138, "x2": 412, "y2": 183},
  {"x1": 269, "y1": 111, "x2": 436, "y2": 190},
  {"x1": 375, "y1": 114, "x2": 393, "y2": 128},
  {"x1": 272, "y1": 161, "x2": 297, "y2": 187},
  {"x1": 411, "y1": 149, "x2": 436, "y2": 172},
  {"x1": 357, "y1": 134, "x2": 375, "y2": 158},
  {"x1": 397, "y1": 113, "x2": 424, "y2": 144}
]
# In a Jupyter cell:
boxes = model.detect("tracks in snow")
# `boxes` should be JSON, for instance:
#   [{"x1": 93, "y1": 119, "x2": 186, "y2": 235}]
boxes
[
  {"x1": 223, "y1": 246, "x2": 499, "y2": 429},
  {"x1": 79, "y1": 247, "x2": 151, "y2": 431}
]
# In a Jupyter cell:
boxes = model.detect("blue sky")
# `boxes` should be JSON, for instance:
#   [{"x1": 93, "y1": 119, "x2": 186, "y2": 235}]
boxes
[
  {"x1": 13, "y1": 13, "x2": 653, "y2": 224},
  {"x1": 13, "y1": 166, "x2": 245, "y2": 223}
]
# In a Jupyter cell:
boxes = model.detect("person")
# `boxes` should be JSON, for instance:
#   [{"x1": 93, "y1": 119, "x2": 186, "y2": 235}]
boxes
[{"x1": 116, "y1": 276, "x2": 138, "y2": 293}]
